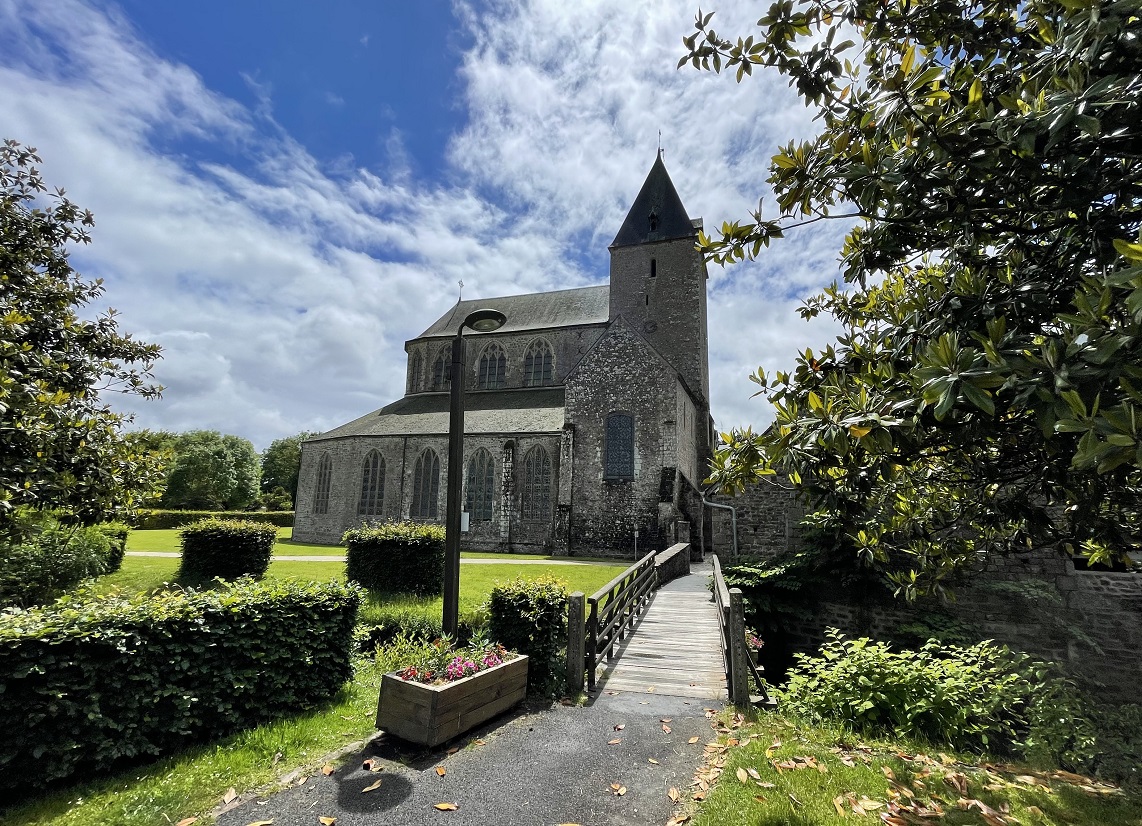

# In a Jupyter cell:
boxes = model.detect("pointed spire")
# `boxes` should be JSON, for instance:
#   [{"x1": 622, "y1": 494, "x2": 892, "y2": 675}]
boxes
[{"x1": 610, "y1": 152, "x2": 695, "y2": 248}]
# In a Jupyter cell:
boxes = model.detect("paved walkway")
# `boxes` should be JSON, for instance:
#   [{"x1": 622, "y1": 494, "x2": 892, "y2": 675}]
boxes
[
  {"x1": 212, "y1": 562, "x2": 729, "y2": 826},
  {"x1": 596, "y1": 560, "x2": 727, "y2": 699},
  {"x1": 125, "y1": 552, "x2": 618, "y2": 566}
]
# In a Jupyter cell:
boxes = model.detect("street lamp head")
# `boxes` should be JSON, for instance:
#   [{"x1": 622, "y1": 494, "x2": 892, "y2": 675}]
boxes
[{"x1": 463, "y1": 308, "x2": 507, "y2": 333}]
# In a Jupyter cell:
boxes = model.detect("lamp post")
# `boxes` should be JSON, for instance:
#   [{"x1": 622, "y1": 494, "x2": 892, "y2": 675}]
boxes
[{"x1": 443, "y1": 307, "x2": 507, "y2": 637}]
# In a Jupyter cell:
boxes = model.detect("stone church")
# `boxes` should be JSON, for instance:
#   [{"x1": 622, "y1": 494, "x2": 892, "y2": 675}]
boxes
[{"x1": 293, "y1": 153, "x2": 713, "y2": 555}]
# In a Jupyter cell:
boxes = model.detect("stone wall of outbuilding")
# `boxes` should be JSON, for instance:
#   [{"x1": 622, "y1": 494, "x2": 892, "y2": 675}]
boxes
[{"x1": 710, "y1": 479, "x2": 1142, "y2": 700}]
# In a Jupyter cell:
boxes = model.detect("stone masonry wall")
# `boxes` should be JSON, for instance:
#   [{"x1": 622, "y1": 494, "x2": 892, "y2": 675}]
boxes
[
  {"x1": 564, "y1": 319, "x2": 685, "y2": 556},
  {"x1": 714, "y1": 477, "x2": 1142, "y2": 699},
  {"x1": 294, "y1": 432, "x2": 562, "y2": 551}
]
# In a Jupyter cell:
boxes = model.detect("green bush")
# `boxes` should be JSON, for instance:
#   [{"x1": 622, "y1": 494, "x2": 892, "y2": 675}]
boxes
[
  {"x1": 488, "y1": 575, "x2": 568, "y2": 695},
  {"x1": 780, "y1": 629, "x2": 1083, "y2": 755},
  {"x1": 0, "y1": 578, "x2": 360, "y2": 791},
  {"x1": 178, "y1": 518, "x2": 279, "y2": 581},
  {"x1": 353, "y1": 605, "x2": 486, "y2": 653},
  {"x1": 95, "y1": 521, "x2": 130, "y2": 574},
  {"x1": 344, "y1": 522, "x2": 445, "y2": 596},
  {"x1": 0, "y1": 525, "x2": 111, "y2": 608},
  {"x1": 134, "y1": 509, "x2": 294, "y2": 530}
]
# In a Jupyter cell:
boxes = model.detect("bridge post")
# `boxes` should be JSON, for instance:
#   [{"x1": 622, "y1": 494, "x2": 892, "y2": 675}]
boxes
[
  {"x1": 566, "y1": 591, "x2": 586, "y2": 695},
  {"x1": 728, "y1": 588, "x2": 750, "y2": 707}
]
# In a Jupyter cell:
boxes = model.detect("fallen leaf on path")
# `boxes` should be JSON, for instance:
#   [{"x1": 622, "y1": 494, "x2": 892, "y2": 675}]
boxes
[
  {"x1": 660, "y1": 718, "x2": 672, "y2": 723},
  {"x1": 174, "y1": 819, "x2": 198, "y2": 826},
  {"x1": 691, "y1": 790, "x2": 707, "y2": 802},
  {"x1": 223, "y1": 788, "x2": 238, "y2": 805},
  {"x1": 687, "y1": 736, "x2": 699, "y2": 744},
  {"x1": 296, "y1": 776, "x2": 308, "y2": 786},
  {"x1": 321, "y1": 763, "x2": 335, "y2": 776},
  {"x1": 662, "y1": 724, "x2": 672, "y2": 734},
  {"x1": 435, "y1": 766, "x2": 446, "y2": 777},
  {"x1": 361, "y1": 779, "x2": 383, "y2": 793},
  {"x1": 610, "y1": 783, "x2": 627, "y2": 796},
  {"x1": 613, "y1": 724, "x2": 626, "y2": 731},
  {"x1": 648, "y1": 758, "x2": 659, "y2": 764},
  {"x1": 832, "y1": 795, "x2": 845, "y2": 816},
  {"x1": 319, "y1": 818, "x2": 336, "y2": 826},
  {"x1": 608, "y1": 739, "x2": 622, "y2": 745},
  {"x1": 244, "y1": 821, "x2": 272, "y2": 826},
  {"x1": 362, "y1": 757, "x2": 381, "y2": 772},
  {"x1": 666, "y1": 816, "x2": 690, "y2": 826},
  {"x1": 446, "y1": 746, "x2": 460, "y2": 755},
  {"x1": 668, "y1": 787, "x2": 681, "y2": 802},
  {"x1": 433, "y1": 802, "x2": 458, "y2": 811},
  {"x1": 646, "y1": 686, "x2": 655, "y2": 692},
  {"x1": 473, "y1": 739, "x2": 486, "y2": 746}
]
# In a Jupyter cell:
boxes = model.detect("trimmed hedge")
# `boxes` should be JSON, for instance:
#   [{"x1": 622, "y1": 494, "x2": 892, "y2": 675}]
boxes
[
  {"x1": 95, "y1": 521, "x2": 130, "y2": 574},
  {"x1": 344, "y1": 522, "x2": 445, "y2": 596},
  {"x1": 0, "y1": 578, "x2": 361, "y2": 791},
  {"x1": 0, "y1": 526, "x2": 111, "y2": 608},
  {"x1": 489, "y1": 575, "x2": 568, "y2": 695},
  {"x1": 135, "y1": 510, "x2": 294, "y2": 530},
  {"x1": 178, "y1": 518, "x2": 279, "y2": 581}
]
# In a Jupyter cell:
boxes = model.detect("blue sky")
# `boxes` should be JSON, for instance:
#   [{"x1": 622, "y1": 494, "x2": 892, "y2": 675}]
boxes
[{"x1": 1, "y1": 0, "x2": 851, "y2": 450}]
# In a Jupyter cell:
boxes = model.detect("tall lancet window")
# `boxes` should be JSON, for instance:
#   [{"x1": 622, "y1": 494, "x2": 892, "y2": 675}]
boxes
[
  {"x1": 521, "y1": 446, "x2": 551, "y2": 521},
  {"x1": 523, "y1": 339, "x2": 554, "y2": 387},
  {"x1": 465, "y1": 449, "x2": 495, "y2": 522},
  {"x1": 313, "y1": 453, "x2": 333, "y2": 514},
  {"x1": 604, "y1": 412, "x2": 634, "y2": 480},
  {"x1": 431, "y1": 344, "x2": 452, "y2": 391},
  {"x1": 477, "y1": 343, "x2": 506, "y2": 389},
  {"x1": 358, "y1": 450, "x2": 385, "y2": 517},
  {"x1": 410, "y1": 449, "x2": 440, "y2": 519}
]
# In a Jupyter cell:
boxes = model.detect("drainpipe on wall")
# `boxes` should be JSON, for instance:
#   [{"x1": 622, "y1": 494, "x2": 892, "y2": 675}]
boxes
[{"x1": 702, "y1": 496, "x2": 737, "y2": 563}]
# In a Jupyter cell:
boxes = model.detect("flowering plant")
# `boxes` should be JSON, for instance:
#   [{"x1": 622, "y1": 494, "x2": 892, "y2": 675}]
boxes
[
  {"x1": 746, "y1": 629, "x2": 765, "y2": 654},
  {"x1": 396, "y1": 630, "x2": 515, "y2": 685}
]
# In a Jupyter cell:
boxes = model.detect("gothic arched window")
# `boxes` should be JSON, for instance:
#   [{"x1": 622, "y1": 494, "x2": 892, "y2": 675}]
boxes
[
  {"x1": 465, "y1": 448, "x2": 495, "y2": 522},
  {"x1": 523, "y1": 339, "x2": 554, "y2": 387},
  {"x1": 410, "y1": 449, "x2": 441, "y2": 520},
  {"x1": 521, "y1": 445, "x2": 552, "y2": 521},
  {"x1": 409, "y1": 351, "x2": 423, "y2": 393},
  {"x1": 313, "y1": 452, "x2": 333, "y2": 515},
  {"x1": 477, "y1": 343, "x2": 506, "y2": 390},
  {"x1": 604, "y1": 412, "x2": 635, "y2": 480},
  {"x1": 358, "y1": 450, "x2": 385, "y2": 517},
  {"x1": 431, "y1": 344, "x2": 452, "y2": 391}
]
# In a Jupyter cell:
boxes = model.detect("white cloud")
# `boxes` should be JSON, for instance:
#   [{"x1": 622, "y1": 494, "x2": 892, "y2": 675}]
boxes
[{"x1": 0, "y1": 0, "x2": 852, "y2": 450}]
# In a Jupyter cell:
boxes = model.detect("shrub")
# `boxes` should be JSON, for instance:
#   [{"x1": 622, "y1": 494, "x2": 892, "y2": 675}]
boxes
[
  {"x1": 178, "y1": 518, "x2": 278, "y2": 581},
  {"x1": 344, "y1": 522, "x2": 445, "y2": 596},
  {"x1": 779, "y1": 629, "x2": 1088, "y2": 755},
  {"x1": 0, "y1": 525, "x2": 111, "y2": 608},
  {"x1": 354, "y1": 604, "x2": 486, "y2": 653},
  {"x1": 488, "y1": 575, "x2": 567, "y2": 695},
  {"x1": 95, "y1": 521, "x2": 130, "y2": 574},
  {"x1": 0, "y1": 578, "x2": 360, "y2": 791},
  {"x1": 134, "y1": 509, "x2": 294, "y2": 530}
]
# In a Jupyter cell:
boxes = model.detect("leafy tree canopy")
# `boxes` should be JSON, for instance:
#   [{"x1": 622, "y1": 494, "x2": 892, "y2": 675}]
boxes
[
  {"x1": 685, "y1": 0, "x2": 1142, "y2": 595},
  {"x1": 261, "y1": 431, "x2": 318, "y2": 506},
  {"x1": 161, "y1": 430, "x2": 260, "y2": 511},
  {"x1": 1, "y1": 140, "x2": 162, "y2": 539}
]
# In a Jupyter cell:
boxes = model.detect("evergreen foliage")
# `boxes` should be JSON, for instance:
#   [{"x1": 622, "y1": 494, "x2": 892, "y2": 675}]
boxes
[
  {"x1": 684, "y1": 0, "x2": 1142, "y2": 594},
  {"x1": 0, "y1": 139, "x2": 162, "y2": 538},
  {"x1": 177, "y1": 518, "x2": 278, "y2": 582},
  {"x1": 488, "y1": 575, "x2": 568, "y2": 695},
  {"x1": 343, "y1": 522, "x2": 446, "y2": 596},
  {"x1": 0, "y1": 578, "x2": 360, "y2": 791},
  {"x1": 0, "y1": 522, "x2": 111, "y2": 608}
]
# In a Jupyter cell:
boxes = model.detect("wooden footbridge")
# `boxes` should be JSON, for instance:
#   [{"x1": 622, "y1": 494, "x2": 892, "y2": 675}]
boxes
[{"x1": 565, "y1": 544, "x2": 767, "y2": 704}]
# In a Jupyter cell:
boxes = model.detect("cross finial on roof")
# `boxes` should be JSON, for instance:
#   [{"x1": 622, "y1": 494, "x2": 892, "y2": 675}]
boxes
[
  {"x1": 458, "y1": 279, "x2": 464, "y2": 300},
  {"x1": 658, "y1": 129, "x2": 662, "y2": 156}
]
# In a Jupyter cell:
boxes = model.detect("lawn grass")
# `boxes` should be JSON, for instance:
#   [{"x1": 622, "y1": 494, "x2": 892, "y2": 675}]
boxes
[
  {"x1": 688, "y1": 712, "x2": 1142, "y2": 826},
  {"x1": 127, "y1": 528, "x2": 615, "y2": 562},
  {"x1": 97, "y1": 555, "x2": 628, "y2": 608}
]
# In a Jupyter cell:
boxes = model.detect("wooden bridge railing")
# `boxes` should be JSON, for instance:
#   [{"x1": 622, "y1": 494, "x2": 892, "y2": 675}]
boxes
[
  {"x1": 582, "y1": 550, "x2": 657, "y2": 691},
  {"x1": 713, "y1": 554, "x2": 770, "y2": 707}
]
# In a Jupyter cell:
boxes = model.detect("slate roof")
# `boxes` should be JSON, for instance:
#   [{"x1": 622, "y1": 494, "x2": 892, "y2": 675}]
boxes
[
  {"x1": 307, "y1": 387, "x2": 566, "y2": 441},
  {"x1": 416, "y1": 285, "x2": 609, "y2": 340},
  {"x1": 611, "y1": 152, "x2": 698, "y2": 248}
]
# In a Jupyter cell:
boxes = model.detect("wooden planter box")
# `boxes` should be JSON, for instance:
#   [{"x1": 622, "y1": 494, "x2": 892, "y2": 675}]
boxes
[{"x1": 375, "y1": 655, "x2": 528, "y2": 747}]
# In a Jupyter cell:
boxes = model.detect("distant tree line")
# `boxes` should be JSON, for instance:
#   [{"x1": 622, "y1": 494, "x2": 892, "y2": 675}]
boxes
[{"x1": 134, "y1": 430, "x2": 316, "y2": 511}]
